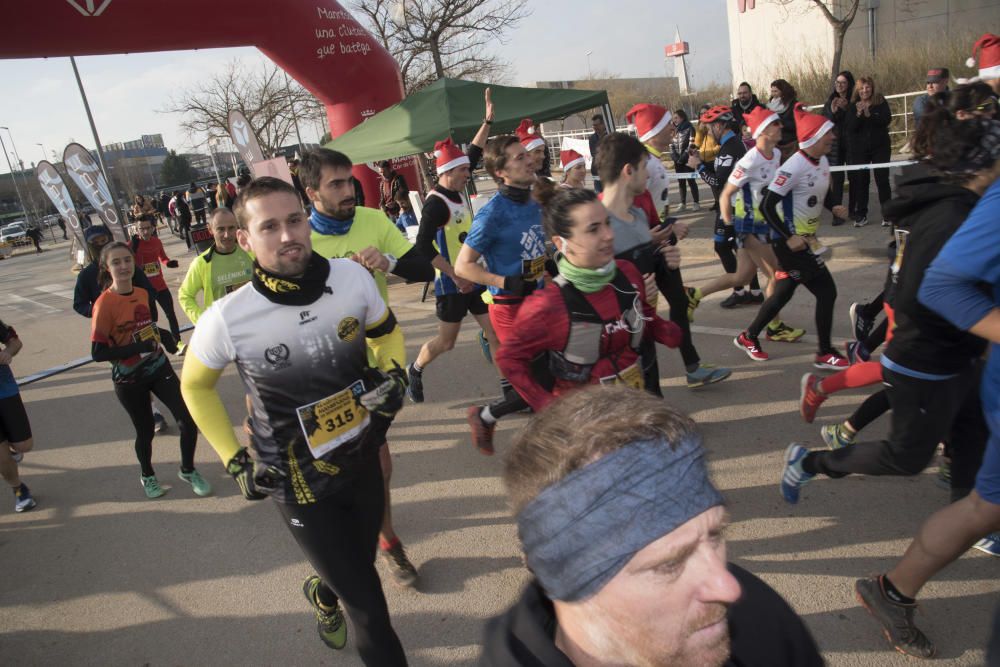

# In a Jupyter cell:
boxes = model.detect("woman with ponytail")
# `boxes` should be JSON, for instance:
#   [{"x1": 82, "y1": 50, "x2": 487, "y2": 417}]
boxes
[{"x1": 494, "y1": 188, "x2": 682, "y2": 412}]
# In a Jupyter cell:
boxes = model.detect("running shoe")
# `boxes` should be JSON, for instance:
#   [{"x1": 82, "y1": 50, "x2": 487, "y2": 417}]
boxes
[
  {"x1": 684, "y1": 286, "x2": 702, "y2": 321},
  {"x1": 9, "y1": 446, "x2": 22, "y2": 463},
  {"x1": 935, "y1": 458, "x2": 951, "y2": 491},
  {"x1": 719, "y1": 291, "x2": 742, "y2": 309},
  {"x1": 780, "y1": 443, "x2": 813, "y2": 504},
  {"x1": 466, "y1": 406, "x2": 495, "y2": 456},
  {"x1": 13, "y1": 483, "x2": 36, "y2": 513},
  {"x1": 853, "y1": 216, "x2": 869, "y2": 228},
  {"x1": 691, "y1": 201, "x2": 701, "y2": 212},
  {"x1": 477, "y1": 330, "x2": 492, "y2": 365},
  {"x1": 302, "y1": 575, "x2": 348, "y2": 650},
  {"x1": 140, "y1": 475, "x2": 166, "y2": 499},
  {"x1": 175, "y1": 341, "x2": 187, "y2": 357},
  {"x1": 677, "y1": 203, "x2": 689, "y2": 212},
  {"x1": 766, "y1": 321, "x2": 805, "y2": 342},
  {"x1": 832, "y1": 216, "x2": 847, "y2": 227},
  {"x1": 881, "y1": 218, "x2": 892, "y2": 227},
  {"x1": 742, "y1": 291, "x2": 765, "y2": 305},
  {"x1": 821, "y1": 423, "x2": 855, "y2": 450},
  {"x1": 178, "y1": 469, "x2": 213, "y2": 497},
  {"x1": 973, "y1": 532, "x2": 1000, "y2": 557},
  {"x1": 849, "y1": 302, "x2": 874, "y2": 342},
  {"x1": 380, "y1": 540, "x2": 419, "y2": 587},
  {"x1": 855, "y1": 576, "x2": 935, "y2": 658},
  {"x1": 814, "y1": 351, "x2": 849, "y2": 370},
  {"x1": 799, "y1": 374, "x2": 826, "y2": 424},
  {"x1": 734, "y1": 332, "x2": 768, "y2": 361},
  {"x1": 685, "y1": 364, "x2": 731, "y2": 388},
  {"x1": 845, "y1": 340, "x2": 870, "y2": 365},
  {"x1": 153, "y1": 413, "x2": 167, "y2": 434},
  {"x1": 406, "y1": 363, "x2": 424, "y2": 403}
]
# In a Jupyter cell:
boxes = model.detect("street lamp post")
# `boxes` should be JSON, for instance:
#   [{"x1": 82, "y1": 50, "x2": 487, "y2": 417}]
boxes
[
  {"x1": 1, "y1": 127, "x2": 38, "y2": 224},
  {"x1": 36, "y1": 143, "x2": 49, "y2": 163},
  {"x1": 0, "y1": 133, "x2": 30, "y2": 227},
  {"x1": 586, "y1": 50, "x2": 593, "y2": 79}
]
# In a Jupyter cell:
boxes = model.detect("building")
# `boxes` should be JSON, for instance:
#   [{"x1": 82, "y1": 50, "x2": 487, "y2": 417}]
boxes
[{"x1": 727, "y1": 0, "x2": 1000, "y2": 93}]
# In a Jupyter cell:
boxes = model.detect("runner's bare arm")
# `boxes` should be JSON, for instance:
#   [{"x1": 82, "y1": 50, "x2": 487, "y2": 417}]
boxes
[{"x1": 454, "y1": 243, "x2": 504, "y2": 290}]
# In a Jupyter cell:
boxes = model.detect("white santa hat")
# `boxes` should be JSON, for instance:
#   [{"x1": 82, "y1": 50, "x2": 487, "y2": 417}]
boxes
[
  {"x1": 560, "y1": 149, "x2": 585, "y2": 171},
  {"x1": 515, "y1": 119, "x2": 546, "y2": 152},
  {"x1": 966, "y1": 33, "x2": 1000, "y2": 82},
  {"x1": 625, "y1": 104, "x2": 673, "y2": 143},
  {"x1": 433, "y1": 138, "x2": 469, "y2": 175}
]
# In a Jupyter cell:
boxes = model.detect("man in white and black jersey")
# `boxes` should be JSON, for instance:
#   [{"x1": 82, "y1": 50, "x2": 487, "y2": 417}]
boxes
[
  {"x1": 181, "y1": 177, "x2": 409, "y2": 665},
  {"x1": 734, "y1": 104, "x2": 850, "y2": 370},
  {"x1": 408, "y1": 89, "x2": 499, "y2": 402}
]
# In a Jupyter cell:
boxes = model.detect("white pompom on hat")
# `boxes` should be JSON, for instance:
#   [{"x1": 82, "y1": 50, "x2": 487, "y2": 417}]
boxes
[
  {"x1": 967, "y1": 33, "x2": 1000, "y2": 80},
  {"x1": 515, "y1": 119, "x2": 546, "y2": 152}
]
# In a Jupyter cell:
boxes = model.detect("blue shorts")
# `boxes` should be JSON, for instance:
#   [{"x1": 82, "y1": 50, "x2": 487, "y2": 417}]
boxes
[
  {"x1": 735, "y1": 231, "x2": 770, "y2": 250},
  {"x1": 975, "y1": 406, "x2": 1000, "y2": 505}
]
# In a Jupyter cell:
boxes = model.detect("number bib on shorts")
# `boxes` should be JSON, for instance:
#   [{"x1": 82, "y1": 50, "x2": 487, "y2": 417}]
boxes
[
  {"x1": 295, "y1": 379, "x2": 371, "y2": 458},
  {"x1": 599, "y1": 361, "x2": 643, "y2": 389}
]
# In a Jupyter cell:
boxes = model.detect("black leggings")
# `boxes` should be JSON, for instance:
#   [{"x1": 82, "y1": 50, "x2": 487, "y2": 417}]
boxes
[
  {"x1": 848, "y1": 145, "x2": 892, "y2": 219},
  {"x1": 675, "y1": 165, "x2": 700, "y2": 204},
  {"x1": 113, "y1": 360, "x2": 196, "y2": 477},
  {"x1": 178, "y1": 216, "x2": 192, "y2": 248},
  {"x1": 847, "y1": 389, "x2": 890, "y2": 433},
  {"x1": 488, "y1": 355, "x2": 553, "y2": 420},
  {"x1": 275, "y1": 453, "x2": 407, "y2": 666},
  {"x1": 655, "y1": 263, "x2": 700, "y2": 369},
  {"x1": 154, "y1": 289, "x2": 181, "y2": 339},
  {"x1": 748, "y1": 265, "x2": 837, "y2": 353}
]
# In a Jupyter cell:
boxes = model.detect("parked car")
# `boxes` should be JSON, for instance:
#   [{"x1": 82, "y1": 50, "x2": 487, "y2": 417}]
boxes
[{"x1": 0, "y1": 222, "x2": 29, "y2": 246}]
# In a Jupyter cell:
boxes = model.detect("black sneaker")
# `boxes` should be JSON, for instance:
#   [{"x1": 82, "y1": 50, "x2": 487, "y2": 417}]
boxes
[
  {"x1": 720, "y1": 292, "x2": 742, "y2": 308},
  {"x1": 831, "y1": 216, "x2": 846, "y2": 226},
  {"x1": 848, "y1": 302, "x2": 874, "y2": 343},
  {"x1": 855, "y1": 576, "x2": 935, "y2": 658},
  {"x1": 853, "y1": 215, "x2": 869, "y2": 227},
  {"x1": 380, "y1": 540, "x2": 418, "y2": 587},
  {"x1": 742, "y1": 291, "x2": 764, "y2": 305},
  {"x1": 406, "y1": 363, "x2": 424, "y2": 403},
  {"x1": 153, "y1": 413, "x2": 167, "y2": 434}
]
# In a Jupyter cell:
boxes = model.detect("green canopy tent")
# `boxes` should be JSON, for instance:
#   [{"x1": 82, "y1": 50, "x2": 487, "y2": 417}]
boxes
[{"x1": 324, "y1": 77, "x2": 611, "y2": 165}]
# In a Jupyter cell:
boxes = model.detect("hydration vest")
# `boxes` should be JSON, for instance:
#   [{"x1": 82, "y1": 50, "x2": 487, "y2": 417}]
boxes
[
  {"x1": 548, "y1": 270, "x2": 645, "y2": 383},
  {"x1": 428, "y1": 189, "x2": 473, "y2": 295}
]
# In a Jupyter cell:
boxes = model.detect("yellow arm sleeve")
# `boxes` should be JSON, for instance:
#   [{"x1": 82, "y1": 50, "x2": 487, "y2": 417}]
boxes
[
  {"x1": 180, "y1": 354, "x2": 242, "y2": 464},
  {"x1": 177, "y1": 260, "x2": 206, "y2": 324},
  {"x1": 365, "y1": 308, "x2": 405, "y2": 372}
]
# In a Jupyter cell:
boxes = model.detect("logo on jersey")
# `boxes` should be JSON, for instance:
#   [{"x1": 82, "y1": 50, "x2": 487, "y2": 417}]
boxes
[
  {"x1": 337, "y1": 317, "x2": 361, "y2": 342},
  {"x1": 299, "y1": 310, "x2": 317, "y2": 325},
  {"x1": 264, "y1": 343, "x2": 291, "y2": 369},
  {"x1": 715, "y1": 154, "x2": 733, "y2": 168},
  {"x1": 290, "y1": 518, "x2": 304, "y2": 528},
  {"x1": 774, "y1": 172, "x2": 791, "y2": 187},
  {"x1": 731, "y1": 167, "x2": 745, "y2": 180},
  {"x1": 807, "y1": 195, "x2": 818, "y2": 207}
]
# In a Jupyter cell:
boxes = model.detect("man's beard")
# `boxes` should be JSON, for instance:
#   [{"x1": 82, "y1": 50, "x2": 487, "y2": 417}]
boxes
[{"x1": 316, "y1": 193, "x2": 356, "y2": 220}]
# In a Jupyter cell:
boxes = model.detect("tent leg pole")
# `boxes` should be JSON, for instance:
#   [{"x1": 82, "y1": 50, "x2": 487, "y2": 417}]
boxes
[{"x1": 602, "y1": 103, "x2": 615, "y2": 132}]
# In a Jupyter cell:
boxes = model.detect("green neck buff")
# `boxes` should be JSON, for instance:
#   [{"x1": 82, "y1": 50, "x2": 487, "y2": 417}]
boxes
[{"x1": 556, "y1": 255, "x2": 617, "y2": 293}]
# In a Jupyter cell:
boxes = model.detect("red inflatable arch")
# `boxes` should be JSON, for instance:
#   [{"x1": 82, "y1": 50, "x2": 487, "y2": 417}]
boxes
[{"x1": 3, "y1": 0, "x2": 408, "y2": 204}]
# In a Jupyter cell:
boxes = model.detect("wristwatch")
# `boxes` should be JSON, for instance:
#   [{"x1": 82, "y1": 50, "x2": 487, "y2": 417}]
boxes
[{"x1": 385, "y1": 253, "x2": 398, "y2": 273}]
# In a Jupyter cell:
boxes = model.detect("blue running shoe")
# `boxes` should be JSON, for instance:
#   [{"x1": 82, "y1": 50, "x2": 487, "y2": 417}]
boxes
[
  {"x1": 781, "y1": 443, "x2": 814, "y2": 504},
  {"x1": 686, "y1": 364, "x2": 731, "y2": 388},
  {"x1": 478, "y1": 330, "x2": 492, "y2": 365},
  {"x1": 14, "y1": 483, "x2": 36, "y2": 513},
  {"x1": 973, "y1": 533, "x2": 1000, "y2": 557}
]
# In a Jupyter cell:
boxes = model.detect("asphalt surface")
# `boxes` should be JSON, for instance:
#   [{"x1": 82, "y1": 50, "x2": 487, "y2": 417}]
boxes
[{"x1": 0, "y1": 203, "x2": 996, "y2": 666}]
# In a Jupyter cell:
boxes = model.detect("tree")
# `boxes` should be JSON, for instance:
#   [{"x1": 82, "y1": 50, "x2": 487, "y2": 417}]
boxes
[
  {"x1": 160, "y1": 151, "x2": 196, "y2": 186},
  {"x1": 778, "y1": 0, "x2": 861, "y2": 79},
  {"x1": 161, "y1": 58, "x2": 325, "y2": 154},
  {"x1": 353, "y1": 0, "x2": 529, "y2": 92}
]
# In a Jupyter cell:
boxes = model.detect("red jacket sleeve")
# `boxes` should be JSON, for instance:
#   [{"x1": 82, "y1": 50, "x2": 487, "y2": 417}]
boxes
[
  {"x1": 495, "y1": 286, "x2": 567, "y2": 412},
  {"x1": 155, "y1": 237, "x2": 170, "y2": 264},
  {"x1": 618, "y1": 261, "x2": 681, "y2": 348}
]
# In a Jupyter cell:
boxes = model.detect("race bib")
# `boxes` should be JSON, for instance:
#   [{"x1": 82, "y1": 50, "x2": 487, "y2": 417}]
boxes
[
  {"x1": 522, "y1": 256, "x2": 546, "y2": 281},
  {"x1": 295, "y1": 380, "x2": 371, "y2": 458},
  {"x1": 131, "y1": 324, "x2": 160, "y2": 359},
  {"x1": 599, "y1": 362, "x2": 643, "y2": 390},
  {"x1": 143, "y1": 262, "x2": 160, "y2": 277}
]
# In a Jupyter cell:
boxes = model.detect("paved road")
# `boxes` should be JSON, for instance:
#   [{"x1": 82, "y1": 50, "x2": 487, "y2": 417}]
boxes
[{"x1": 0, "y1": 211, "x2": 996, "y2": 666}]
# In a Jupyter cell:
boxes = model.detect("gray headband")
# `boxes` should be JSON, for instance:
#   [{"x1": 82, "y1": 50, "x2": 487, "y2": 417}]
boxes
[{"x1": 516, "y1": 435, "x2": 723, "y2": 602}]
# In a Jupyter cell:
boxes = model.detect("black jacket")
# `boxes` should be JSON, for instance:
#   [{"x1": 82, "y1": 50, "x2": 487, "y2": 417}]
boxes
[
  {"x1": 843, "y1": 98, "x2": 892, "y2": 155},
  {"x1": 731, "y1": 94, "x2": 762, "y2": 130},
  {"x1": 479, "y1": 564, "x2": 823, "y2": 667},
  {"x1": 822, "y1": 73, "x2": 855, "y2": 163},
  {"x1": 882, "y1": 176, "x2": 989, "y2": 375}
]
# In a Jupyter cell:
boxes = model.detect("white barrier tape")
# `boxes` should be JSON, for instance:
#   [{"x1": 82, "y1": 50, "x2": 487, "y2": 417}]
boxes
[{"x1": 671, "y1": 159, "x2": 917, "y2": 180}]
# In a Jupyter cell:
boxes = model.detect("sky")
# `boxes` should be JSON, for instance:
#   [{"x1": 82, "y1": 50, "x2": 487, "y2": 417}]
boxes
[{"x1": 0, "y1": 0, "x2": 730, "y2": 176}]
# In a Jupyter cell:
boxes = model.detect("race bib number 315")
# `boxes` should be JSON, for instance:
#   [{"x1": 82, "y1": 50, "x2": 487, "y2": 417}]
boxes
[{"x1": 295, "y1": 380, "x2": 371, "y2": 458}]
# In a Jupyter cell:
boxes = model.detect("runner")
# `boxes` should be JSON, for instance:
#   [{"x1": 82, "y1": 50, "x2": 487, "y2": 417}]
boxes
[
  {"x1": 780, "y1": 115, "x2": 1000, "y2": 510},
  {"x1": 558, "y1": 149, "x2": 587, "y2": 189},
  {"x1": 90, "y1": 241, "x2": 208, "y2": 499},
  {"x1": 850, "y1": 116, "x2": 1000, "y2": 658},
  {"x1": 686, "y1": 106, "x2": 804, "y2": 342},
  {"x1": 495, "y1": 186, "x2": 682, "y2": 411},
  {"x1": 734, "y1": 103, "x2": 850, "y2": 369},
  {"x1": 0, "y1": 319, "x2": 37, "y2": 513},
  {"x1": 408, "y1": 92, "x2": 498, "y2": 403},
  {"x1": 177, "y1": 207, "x2": 253, "y2": 324},
  {"x1": 515, "y1": 118, "x2": 551, "y2": 178},
  {"x1": 186, "y1": 181, "x2": 209, "y2": 226},
  {"x1": 73, "y1": 225, "x2": 169, "y2": 433},
  {"x1": 298, "y1": 147, "x2": 433, "y2": 587},
  {"x1": 598, "y1": 128, "x2": 731, "y2": 390},
  {"x1": 181, "y1": 177, "x2": 408, "y2": 664},
  {"x1": 454, "y1": 134, "x2": 550, "y2": 454},
  {"x1": 131, "y1": 217, "x2": 182, "y2": 343}
]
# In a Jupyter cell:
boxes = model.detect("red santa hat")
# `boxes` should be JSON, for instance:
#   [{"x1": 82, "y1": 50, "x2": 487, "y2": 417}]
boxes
[
  {"x1": 793, "y1": 103, "x2": 834, "y2": 149},
  {"x1": 744, "y1": 106, "x2": 780, "y2": 139},
  {"x1": 560, "y1": 149, "x2": 585, "y2": 171},
  {"x1": 515, "y1": 119, "x2": 546, "y2": 152},
  {"x1": 966, "y1": 33, "x2": 1000, "y2": 81},
  {"x1": 625, "y1": 104, "x2": 673, "y2": 143},
  {"x1": 433, "y1": 138, "x2": 469, "y2": 175}
]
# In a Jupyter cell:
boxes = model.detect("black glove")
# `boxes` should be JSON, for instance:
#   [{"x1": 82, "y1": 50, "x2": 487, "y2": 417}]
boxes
[
  {"x1": 358, "y1": 363, "x2": 408, "y2": 417},
  {"x1": 157, "y1": 328, "x2": 179, "y2": 355},
  {"x1": 226, "y1": 448, "x2": 285, "y2": 500},
  {"x1": 166, "y1": 259, "x2": 179, "y2": 268},
  {"x1": 503, "y1": 274, "x2": 535, "y2": 297}
]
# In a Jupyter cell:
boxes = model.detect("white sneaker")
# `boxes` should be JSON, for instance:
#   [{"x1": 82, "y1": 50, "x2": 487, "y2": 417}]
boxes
[
  {"x1": 678, "y1": 203, "x2": 689, "y2": 212},
  {"x1": 691, "y1": 202, "x2": 701, "y2": 211}
]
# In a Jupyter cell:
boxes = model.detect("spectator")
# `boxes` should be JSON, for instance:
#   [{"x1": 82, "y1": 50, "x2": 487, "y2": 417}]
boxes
[
  {"x1": 205, "y1": 183, "x2": 218, "y2": 212},
  {"x1": 215, "y1": 179, "x2": 234, "y2": 209},
  {"x1": 669, "y1": 109, "x2": 701, "y2": 212},
  {"x1": 186, "y1": 181, "x2": 208, "y2": 225},
  {"x1": 288, "y1": 157, "x2": 311, "y2": 207},
  {"x1": 25, "y1": 224, "x2": 43, "y2": 254},
  {"x1": 730, "y1": 81, "x2": 762, "y2": 135},
  {"x1": 393, "y1": 191, "x2": 416, "y2": 235},
  {"x1": 823, "y1": 70, "x2": 856, "y2": 226},
  {"x1": 768, "y1": 79, "x2": 799, "y2": 162},
  {"x1": 912, "y1": 67, "x2": 950, "y2": 127},
  {"x1": 588, "y1": 114, "x2": 609, "y2": 192},
  {"x1": 56, "y1": 216, "x2": 67, "y2": 240},
  {"x1": 378, "y1": 160, "x2": 408, "y2": 220},
  {"x1": 693, "y1": 104, "x2": 720, "y2": 164},
  {"x1": 845, "y1": 75, "x2": 893, "y2": 227}
]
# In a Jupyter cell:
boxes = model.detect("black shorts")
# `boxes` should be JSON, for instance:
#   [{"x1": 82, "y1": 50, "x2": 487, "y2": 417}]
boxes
[
  {"x1": 436, "y1": 291, "x2": 488, "y2": 323},
  {"x1": 0, "y1": 393, "x2": 31, "y2": 444},
  {"x1": 772, "y1": 241, "x2": 827, "y2": 283}
]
